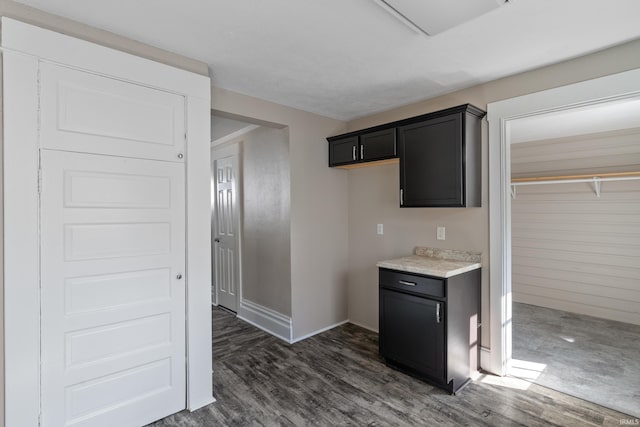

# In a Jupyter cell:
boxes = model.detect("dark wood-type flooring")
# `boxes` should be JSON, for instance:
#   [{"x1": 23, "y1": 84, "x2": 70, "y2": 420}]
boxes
[{"x1": 150, "y1": 306, "x2": 633, "y2": 426}]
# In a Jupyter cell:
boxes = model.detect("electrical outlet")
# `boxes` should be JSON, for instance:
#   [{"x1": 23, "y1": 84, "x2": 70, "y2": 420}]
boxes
[
  {"x1": 377, "y1": 224, "x2": 384, "y2": 235},
  {"x1": 437, "y1": 226, "x2": 446, "y2": 240}
]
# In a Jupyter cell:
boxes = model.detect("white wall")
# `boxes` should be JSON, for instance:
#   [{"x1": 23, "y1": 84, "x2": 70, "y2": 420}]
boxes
[
  {"x1": 512, "y1": 128, "x2": 640, "y2": 178},
  {"x1": 511, "y1": 128, "x2": 640, "y2": 325}
]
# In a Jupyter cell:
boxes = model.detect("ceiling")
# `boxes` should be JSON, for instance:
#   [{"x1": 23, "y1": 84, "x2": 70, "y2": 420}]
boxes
[
  {"x1": 15, "y1": 0, "x2": 640, "y2": 121},
  {"x1": 211, "y1": 115, "x2": 255, "y2": 143}
]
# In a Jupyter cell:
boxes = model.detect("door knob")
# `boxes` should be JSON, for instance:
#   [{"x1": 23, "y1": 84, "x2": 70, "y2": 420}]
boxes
[
  {"x1": 176, "y1": 273, "x2": 183, "y2": 280},
  {"x1": 214, "y1": 238, "x2": 220, "y2": 243}
]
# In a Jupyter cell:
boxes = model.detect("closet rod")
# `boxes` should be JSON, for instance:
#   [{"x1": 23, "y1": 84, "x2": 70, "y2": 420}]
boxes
[
  {"x1": 510, "y1": 173, "x2": 640, "y2": 199},
  {"x1": 511, "y1": 175, "x2": 640, "y2": 187},
  {"x1": 511, "y1": 171, "x2": 640, "y2": 183}
]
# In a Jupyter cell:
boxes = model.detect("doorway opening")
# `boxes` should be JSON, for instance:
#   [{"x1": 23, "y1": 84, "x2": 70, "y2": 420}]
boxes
[
  {"x1": 508, "y1": 100, "x2": 640, "y2": 417},
  {"x1": 210, "y1": 112, "x2": 292, "y2": 333}
]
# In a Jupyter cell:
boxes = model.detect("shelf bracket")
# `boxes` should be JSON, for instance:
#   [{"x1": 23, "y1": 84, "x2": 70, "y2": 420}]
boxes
[
  {"x1": 510, "y1": 185, "x2": 517, "y2": 200},
  {"x1": 592, "y1": 177, "x2": 601, "y2": 198}
]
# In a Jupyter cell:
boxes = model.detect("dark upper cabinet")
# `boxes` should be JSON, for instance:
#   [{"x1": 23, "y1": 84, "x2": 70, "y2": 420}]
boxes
[
  {"x1": 360, "y1": 128, "x2": 396, "y2": 162},
  {"x1": 327, "y1": 104, "x2": 484, "y2": 207},
  {"x1": 328, "y1": 135, "x2": 358, "y2": 166},
  {"x1": 398, "y1": 106, "x2": 482, "y2": 207},
  {"x1": 328, "y1": 129, "x2": 396, "y2": 167}
]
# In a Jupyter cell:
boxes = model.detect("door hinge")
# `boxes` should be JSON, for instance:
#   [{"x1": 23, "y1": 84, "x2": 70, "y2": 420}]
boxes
[
  {"x1": 37, "y1": 167, "x2": 42, "y2": 194},
  {"x1": 38, "y1": 412, "x2": 42, "y2": 426}
]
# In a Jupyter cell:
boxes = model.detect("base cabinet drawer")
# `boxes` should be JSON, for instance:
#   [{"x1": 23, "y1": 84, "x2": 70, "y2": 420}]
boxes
[{"x1": 379, "y1": 268, "x2": 444, "y2": 298}]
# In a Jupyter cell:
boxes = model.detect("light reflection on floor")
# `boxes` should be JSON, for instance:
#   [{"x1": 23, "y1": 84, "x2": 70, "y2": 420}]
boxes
[{"x1": 477, "y1": 358, "x2": 547, "y2": 391}]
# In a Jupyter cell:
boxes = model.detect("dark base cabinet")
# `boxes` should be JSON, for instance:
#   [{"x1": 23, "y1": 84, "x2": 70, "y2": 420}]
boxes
[{"x1": 379, "y1": 268, "x2": 481, "y2": 394}]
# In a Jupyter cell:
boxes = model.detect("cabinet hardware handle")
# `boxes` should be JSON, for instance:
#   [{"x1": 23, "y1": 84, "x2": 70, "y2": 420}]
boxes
[
  {"x1": 352, "y1": 145, "x2": 357, "y2": 161},
  {"x1": 436, "y1": 303, "x2": 441, "y2": 323},
  {"x1": 400, "y1": 189, "x2": 404, "y2": 205},
  {"x1": 398, "y1": 280, "x2": 416, "y2": 286},
  {"x1": 360, "y1": 145, "x2": 364, "y2": 159}
]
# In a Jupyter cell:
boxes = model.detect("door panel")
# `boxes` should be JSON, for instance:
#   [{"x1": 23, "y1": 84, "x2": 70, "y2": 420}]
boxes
[
  {"x1": 379, "y1": 289, "x2": 445, "y2": 381},
  {"x1": 65, "y1": 269, "x2": 171, "y2": 314},
  {"x1": 398, "y1": 113, "x2": 463, "y2": 207},
  {"x1": 41, "y1": 150, "x2": 186, "y2": 427},
  {"x1": 360, "y1": 128, "x2": 396, "y2": 161},
  {"x1": 328, "y1": 136, "x2": 358, "y2": 166},
  {"x1": 40, "y1": 62, "x2": 185, "y2": 162},
  {"x1": 213, "y1": 155, "x2": 239, "y2": 311}
]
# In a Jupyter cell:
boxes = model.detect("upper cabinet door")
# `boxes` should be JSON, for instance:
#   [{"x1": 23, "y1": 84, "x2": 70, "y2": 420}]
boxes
[
  {"x1": 40, "y1": 62, "x2": 186, "y2": 162},
  {"x1": 398, "y1": 113, "x2": 464, "y2": 207},
  {"x1": 328, "y1": 135, "x2": 359, "y2": 166},
  {"x1": 360, "y1": 128, "x2": 396, "y2": 162}
]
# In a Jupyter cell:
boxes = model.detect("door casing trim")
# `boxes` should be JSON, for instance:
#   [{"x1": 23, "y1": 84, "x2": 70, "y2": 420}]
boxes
[{"x1": 485, "y1": 67, "x2": 640, "y2": 377}]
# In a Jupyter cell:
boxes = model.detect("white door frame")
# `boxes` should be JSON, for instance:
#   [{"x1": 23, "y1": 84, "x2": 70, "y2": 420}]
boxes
[
  {"x1": 486, "y1": 67, "x2": 640, "y2": 376},
  {"x1": 211, "y1": 143, "x2": 243, "y2": 310},
  {"x1": 2, "y1": 18, "x2": 214, "y2": 426}
]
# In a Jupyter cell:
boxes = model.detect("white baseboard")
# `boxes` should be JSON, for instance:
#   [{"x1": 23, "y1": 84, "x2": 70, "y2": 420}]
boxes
[
  {"x1": 290, "y1": 319, "x2": 349, "y2": 344},
  {"x1": 236, "y1": 298, "x2": 292, "y2": 343},
  {"x1": 188, "y1": 396, "x2": 216, "y2": 411}
]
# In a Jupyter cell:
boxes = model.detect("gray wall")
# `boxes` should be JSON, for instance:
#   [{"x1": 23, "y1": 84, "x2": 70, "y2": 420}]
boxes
[
  {"x1": 212, "y1": 87, "x2": 349, "y2": 340},
  {"x1": 241, "y1": 126, "x2": 292, "y2": 315},
  {"x1": 511, "y1": 128, "x2": 640, "y2": 325}
]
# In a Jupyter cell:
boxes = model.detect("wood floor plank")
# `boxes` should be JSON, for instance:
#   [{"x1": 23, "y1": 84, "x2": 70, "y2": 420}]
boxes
[{"x1": 148, "y1": 306, "x2": 634, "y2": 426}]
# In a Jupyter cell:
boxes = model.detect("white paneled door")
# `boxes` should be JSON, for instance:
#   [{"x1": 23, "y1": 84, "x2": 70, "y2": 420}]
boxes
[
  {"x1": 2, "y1": 18, "x2": 213, "y2": 427},
  {"x1": 40, "y1": 150, "x2": 186, "y2": 427},
  {"x1": 213, "y1": 155, "x2": 239, "y2": 312}
]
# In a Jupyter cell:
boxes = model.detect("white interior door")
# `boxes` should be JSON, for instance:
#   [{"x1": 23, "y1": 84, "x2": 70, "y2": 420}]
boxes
[
  {"x1": 213, "y1": 155, "x2": 240, "y2": 312},
  {"x1": 40, "y1": 150, "x2": 186, "y2": 427}
]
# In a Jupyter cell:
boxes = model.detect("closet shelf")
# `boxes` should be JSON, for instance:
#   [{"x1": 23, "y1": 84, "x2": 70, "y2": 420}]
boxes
[{"x1": 510, "y1": 171, "x2": 640, "y2": 199}]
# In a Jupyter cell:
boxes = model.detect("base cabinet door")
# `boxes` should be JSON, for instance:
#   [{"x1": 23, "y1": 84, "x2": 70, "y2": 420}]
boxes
[{"x1": 379, "y1": 288, "x2": 444, "y2": 381}]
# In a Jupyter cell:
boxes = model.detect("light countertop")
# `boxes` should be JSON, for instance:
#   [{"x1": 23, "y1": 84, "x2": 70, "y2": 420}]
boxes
[{"x1": 376, "y1": 247, "x2": 481, "y2": 278}]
